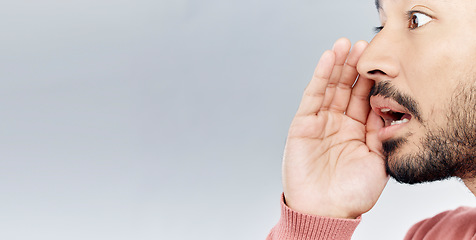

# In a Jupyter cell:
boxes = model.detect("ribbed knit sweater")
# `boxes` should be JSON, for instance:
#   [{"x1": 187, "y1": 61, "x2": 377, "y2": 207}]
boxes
[{"x1": 267, "y1": 194, "x2": 476, "y2": 239}]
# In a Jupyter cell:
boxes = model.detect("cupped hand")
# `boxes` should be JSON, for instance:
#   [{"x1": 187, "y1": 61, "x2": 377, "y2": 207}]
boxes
[{"x1": 282, "y1": 38, "x2": 389, "y2": 219}]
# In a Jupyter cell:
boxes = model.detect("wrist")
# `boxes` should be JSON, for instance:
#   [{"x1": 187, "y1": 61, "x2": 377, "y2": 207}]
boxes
[{"x1": 283, "y1": 194, "x2": 361, "y2": 219}]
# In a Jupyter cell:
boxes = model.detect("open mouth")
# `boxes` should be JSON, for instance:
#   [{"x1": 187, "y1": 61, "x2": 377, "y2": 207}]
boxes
[
  {"x1": 370, "y1": 95, "x2": 416, "y2": 140},
  {"x1": 379, "y1": 108, "x2": 412, "y2": 127}
]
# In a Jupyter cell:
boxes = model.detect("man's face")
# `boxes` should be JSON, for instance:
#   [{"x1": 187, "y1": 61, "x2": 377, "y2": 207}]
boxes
[{"x1": 357, "y1": 0, "x2": 476, "y2": 183}]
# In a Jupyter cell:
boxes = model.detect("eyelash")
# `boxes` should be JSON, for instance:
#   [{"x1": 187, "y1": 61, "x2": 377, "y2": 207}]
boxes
[
  {"x1": 373, "y1": 26, "x2": 384, "y2": 33},
  {"x1": 373, "y1": 10, "x2": 432, "y2": 34}
]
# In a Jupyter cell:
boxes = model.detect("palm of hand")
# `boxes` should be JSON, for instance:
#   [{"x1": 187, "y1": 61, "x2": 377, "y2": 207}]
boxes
[{"x1": 282, "y1": 39, "x2": 389, "y2": 219}]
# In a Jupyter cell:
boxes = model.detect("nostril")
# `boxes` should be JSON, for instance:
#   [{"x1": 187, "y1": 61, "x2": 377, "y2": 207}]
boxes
[{"x1": 368, "y1": 69, "x2": 386, "y2": 75}]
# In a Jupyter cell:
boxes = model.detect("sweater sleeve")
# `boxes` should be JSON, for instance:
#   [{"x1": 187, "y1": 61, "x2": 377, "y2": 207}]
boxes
[
  {"x1": 267, "y1": 194, "x2": 361, "y2": 240},
  {"x1": 403, "y1": 206, "x2": 476, "y2": 240}
]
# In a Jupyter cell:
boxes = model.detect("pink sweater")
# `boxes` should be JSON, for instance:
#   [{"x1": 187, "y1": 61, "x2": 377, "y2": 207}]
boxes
[{"x1": 267, "y1": 194, "x2": 476, "y2": 239}]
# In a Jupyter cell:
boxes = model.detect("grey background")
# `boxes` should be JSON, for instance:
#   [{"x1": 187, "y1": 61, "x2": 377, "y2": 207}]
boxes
[{"x1": 1, "y1": 0, "x2": 474, "y2": 239}]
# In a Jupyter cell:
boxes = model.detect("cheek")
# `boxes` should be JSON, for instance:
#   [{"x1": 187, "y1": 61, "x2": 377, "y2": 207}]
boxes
[{"x1": 403, "y1": 43, "x2": 472, "y2": 123}]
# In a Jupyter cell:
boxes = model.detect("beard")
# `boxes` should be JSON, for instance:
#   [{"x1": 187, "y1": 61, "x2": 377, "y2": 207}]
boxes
[{"x1": 372, "y1": 82, "x2": 476, "y2": 184}]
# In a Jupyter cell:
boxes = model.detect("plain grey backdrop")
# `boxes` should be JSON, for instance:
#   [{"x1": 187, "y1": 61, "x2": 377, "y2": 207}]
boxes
[{"x1": 1, "y1": 0, "x2": 474, "y2": 239}]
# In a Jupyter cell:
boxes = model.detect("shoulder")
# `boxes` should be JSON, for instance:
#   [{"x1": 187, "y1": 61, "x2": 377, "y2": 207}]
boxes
[{"x1": 405, "y1": 207, "x2": 476, "y2": 240}]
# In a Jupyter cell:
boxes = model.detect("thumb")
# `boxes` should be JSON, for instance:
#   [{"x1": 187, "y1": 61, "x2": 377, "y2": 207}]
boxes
[{"x1": 366, "y1": 110, "x2": 384, "y2": 158}]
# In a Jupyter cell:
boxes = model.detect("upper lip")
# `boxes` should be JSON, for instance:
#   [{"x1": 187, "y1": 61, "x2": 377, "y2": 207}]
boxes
[
  {"x1": 370, "y1": 96, "x2": 412, "y2": 124},
  {"x1": 370, "y1": 96, "x2": 408, "y2": 113}
]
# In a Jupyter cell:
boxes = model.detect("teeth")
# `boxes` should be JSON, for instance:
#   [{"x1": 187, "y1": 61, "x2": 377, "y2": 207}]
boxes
[
  {"x1": 381, "y1": 108, "x2": 391, "y2": 113},
  {"x1": 391, "y1": 118, "x2": 409, "y2": 126}
]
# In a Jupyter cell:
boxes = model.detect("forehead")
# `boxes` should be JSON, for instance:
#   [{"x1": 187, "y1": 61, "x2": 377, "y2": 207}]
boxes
[{"x1": 375, "y1": 0, "x2": 453, "y2": 11}]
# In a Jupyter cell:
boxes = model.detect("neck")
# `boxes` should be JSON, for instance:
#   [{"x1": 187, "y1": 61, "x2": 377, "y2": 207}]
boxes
[{"x1": 463, "y1": 178, "x2": 476, "y2": 197}]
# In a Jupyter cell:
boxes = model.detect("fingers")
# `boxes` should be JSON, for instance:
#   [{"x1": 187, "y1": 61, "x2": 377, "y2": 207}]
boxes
[
  {"x1": 296, "y1": 50, "x2": 335, "y2": 116},
  {"x1": 345, "y1": 75, "x2": 374, "y2": 124},
  {"x1": 321, "y1": 38, "x2": 352, "y2": 109},
  {"x1": 329, "y1": 41, "x2": 368, "y2": 113},
  {"x1": 296, "y1": 39, "x2": 370, "y2": 118}
]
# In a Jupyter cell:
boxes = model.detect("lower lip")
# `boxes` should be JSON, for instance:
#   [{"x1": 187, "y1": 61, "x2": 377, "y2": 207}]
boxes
[{"x1": 378, "y1": 121, "x2": 410, "y2": 141}]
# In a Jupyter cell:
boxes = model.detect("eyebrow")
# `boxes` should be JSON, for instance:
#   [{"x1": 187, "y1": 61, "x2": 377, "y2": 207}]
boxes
[{"x1": 375, "y1": 0, "x2": 382, "y2": 11}]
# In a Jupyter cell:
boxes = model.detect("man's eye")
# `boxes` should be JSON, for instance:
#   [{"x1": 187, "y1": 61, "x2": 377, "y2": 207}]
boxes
[{"x1": 408, "y1": 12, "x2": 433, "y2": 29}]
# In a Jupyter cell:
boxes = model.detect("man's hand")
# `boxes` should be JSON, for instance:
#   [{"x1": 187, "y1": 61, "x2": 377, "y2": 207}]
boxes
[{"x1": 282, "y1": 38, "x2": 389, "y2": 219}]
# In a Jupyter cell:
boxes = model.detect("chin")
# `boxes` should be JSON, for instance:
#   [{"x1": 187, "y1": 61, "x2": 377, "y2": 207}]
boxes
[
  {"x1": 383, "y1": 128, "x2": 475, "y2": 185},
  {"x1": 385, "y1": 154, "x2": 454, "y2": 185},
  {"x1": 381, "y1": 137, "x2": 448, "y2": 184}
]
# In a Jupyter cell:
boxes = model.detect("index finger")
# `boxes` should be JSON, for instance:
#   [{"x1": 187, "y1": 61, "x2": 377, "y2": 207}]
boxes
[{"x1": 296, "y1": 50, "x2": 336, "y2": 116}]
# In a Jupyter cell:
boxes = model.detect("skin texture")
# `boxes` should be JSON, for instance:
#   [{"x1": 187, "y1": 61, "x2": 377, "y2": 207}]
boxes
[{"x1": 283, "y1": 0, "x2": 476, "y2": 219}]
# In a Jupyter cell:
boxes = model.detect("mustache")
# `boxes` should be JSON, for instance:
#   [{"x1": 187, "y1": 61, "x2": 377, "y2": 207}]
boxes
[{"x1": 369, "y1": 81, "x2": 423, "y2": 122}]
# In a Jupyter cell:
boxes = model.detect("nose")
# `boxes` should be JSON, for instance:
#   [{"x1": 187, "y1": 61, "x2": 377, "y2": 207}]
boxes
[{"x1": 357, "y1": 29, "x2": 401, "y2": 82}]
